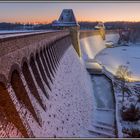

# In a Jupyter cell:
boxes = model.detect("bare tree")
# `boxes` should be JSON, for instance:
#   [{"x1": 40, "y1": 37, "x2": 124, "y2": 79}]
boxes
[
  {"x1": 134, "y1": 94, "x2": 140, "y2": 107},
  {"x1": 115, "y1": 65, "x2": 132, "y2": 102}
]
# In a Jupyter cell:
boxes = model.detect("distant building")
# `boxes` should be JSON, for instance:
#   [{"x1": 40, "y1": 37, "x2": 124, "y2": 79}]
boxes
[
  {"x1": 118, "y1": 28, "x2": 131, "y2": 44},
  {"x1": 94, "y1": 22, "x2": 106, "y2": 40},
  {"x1": 52, "y1": 9, "x2": 80, "y2": 29},
  {"x1": 94, "y1": 22, "x2": 105, "y2": 30}
]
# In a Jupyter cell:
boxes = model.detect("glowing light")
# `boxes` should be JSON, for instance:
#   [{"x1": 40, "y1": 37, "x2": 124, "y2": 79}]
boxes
[{"x1": 81, "y1": 38, "x2": 94, "y2": 59}]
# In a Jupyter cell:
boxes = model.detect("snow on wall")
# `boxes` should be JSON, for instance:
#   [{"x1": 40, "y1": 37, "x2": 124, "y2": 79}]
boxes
[
  {"x1": 3, "y1": 45, "x2": 94, "y2": 138},
  {"x1": 29, "y1": 45, "x2": 94, "y2": 137}
]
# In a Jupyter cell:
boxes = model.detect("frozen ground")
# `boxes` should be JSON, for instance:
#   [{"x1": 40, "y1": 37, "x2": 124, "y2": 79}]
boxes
[
  {"x1": 113, "y1": 84, "x2": 140, "y2": 138},
  {"x1": 91, "y1": 75, "x2": 115, "y2": 126},
  {"x1": 82, "y1": 75, "x2": 116, "y2": 138},
  {"x1": 91, "y1": 75, "x2": 114, "y2": 109},
  {"x1": 80, "y1": 33, "x2": 120, "y2": 138},
  {"x1": 80, "y1": 32, "x2": 140, "y2": 138}
]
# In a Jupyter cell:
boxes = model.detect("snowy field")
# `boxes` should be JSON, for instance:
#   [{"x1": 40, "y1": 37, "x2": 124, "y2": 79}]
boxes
[
  {"x1": 95, "y1": 45, "x2": 140, "y2": 81},
  {"x1": 80, "y1": 33, "x2": 140, "y2": 137}
]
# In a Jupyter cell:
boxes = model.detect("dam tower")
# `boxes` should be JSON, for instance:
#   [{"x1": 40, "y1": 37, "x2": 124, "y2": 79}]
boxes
[{"x1": 52, "y1": 9, "x2": 81, "y2": 57}]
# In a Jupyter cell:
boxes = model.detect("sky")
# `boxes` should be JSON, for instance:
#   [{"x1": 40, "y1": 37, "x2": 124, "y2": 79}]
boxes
[{"x1": 0, "y1": 2, "x2": 140, "y2": 24}]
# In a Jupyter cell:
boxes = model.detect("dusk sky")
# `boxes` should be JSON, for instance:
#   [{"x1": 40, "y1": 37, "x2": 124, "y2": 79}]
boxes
[{"x1": 0, "y1": 2, "x2": 140, "y2": 23}]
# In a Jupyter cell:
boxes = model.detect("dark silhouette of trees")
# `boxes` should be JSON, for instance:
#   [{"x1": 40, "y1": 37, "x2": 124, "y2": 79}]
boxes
[
  {"x1": 123, "y1": 127, "x2": 140, "y2": 138},
  {"x1": 0, "y1": 21, "x2": 140, "y2": 31},
  {"x1": 0, "y1": 22, "x2": 23, "y2": 30}
]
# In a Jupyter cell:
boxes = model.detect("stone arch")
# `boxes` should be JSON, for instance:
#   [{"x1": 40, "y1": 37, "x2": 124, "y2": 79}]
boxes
[
  {"x1": 10, "y1": 69, "x2": 41, "y2": 125},
  {"x1": 8, "y1": 63, "x2": 21, "y2": 83},
  {"x1": 39, "y1": 49, "x2": 42, "y2": 58},
  {"x1": 53, "y1": 40, "x2": 57, "y2": 46},
  {"x1": 43, "y1": 46, "x2": 55, "y2": 78},
  {"x1": 0, "y1": 74, "x2": 7, "y2": 86},
  {"x1": 30, "y1": 56, "x2": 49, "y2": 99},
  {"x1": 30, "y1": 53, "x2": 35, "y2": 61},
  {"x1": 54, "y1": 40, "x2": 60, "y2": 62},
  {"x1": 22, "y1": 60, "x2": 46, "y2": 111},
  {"x1": 47, "y1": 41, "x2": 51, "y2": 47},
  {"x1": 51, "y1": 41, "x2": 59, "y2": 66},
  {"x1": 43, "y1": 43, "x2": 47, "y2": 51},
  {"x1": 35, "y1": 52, "x2": 51, "y2": 91},
  {"x1": 48, "y1": 41, "x2": 52, "y2": 47},
  {"x1": 40, "y1": 47, "x2": 44, "y2": 54},
  {"x1": 0, "y1": 82, "x2": 29, "y2": 137},
  {"x1": 49, "y1": 43, "x2": 58, "y2": 69},
  {"x1": 43, "y1": 47, "x2": 46, "y2": 54},
  {"x1": 21, "y1": 57, "x2": 29, "y2": 68},
  {"x1": 35, "y1": 49, "x2": 40, "y2": 57},
  {"x1": 45, "y1": 45, "x2": 56, "y2": 73},
  {"x1": 40, "y1": 49, "x2": 53, "y2": 84}
]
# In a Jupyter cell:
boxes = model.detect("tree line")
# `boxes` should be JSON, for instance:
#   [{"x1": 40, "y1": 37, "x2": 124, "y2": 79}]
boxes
[{"x1": 0, "y1": 21, "x2": 140, "y2": 30}]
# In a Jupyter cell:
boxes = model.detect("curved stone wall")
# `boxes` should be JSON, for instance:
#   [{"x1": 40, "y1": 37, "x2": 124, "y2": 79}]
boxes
[
  {"x1": 0, "y1": 31, "x2": 94, "y2": 137},
  {"x1": 0, "y1": 32, "x2": 72, "y2": 137}
]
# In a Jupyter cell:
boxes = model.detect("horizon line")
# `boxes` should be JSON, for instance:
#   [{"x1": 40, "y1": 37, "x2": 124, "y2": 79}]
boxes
[{"x1": 0, "y1": 20, "x2": 140, "y2": 24}]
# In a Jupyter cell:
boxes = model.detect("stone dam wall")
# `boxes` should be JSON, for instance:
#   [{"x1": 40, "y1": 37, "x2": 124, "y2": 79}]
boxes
[{"x1": 0, "y1": 31, "x2": 94, "y2": 138}]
